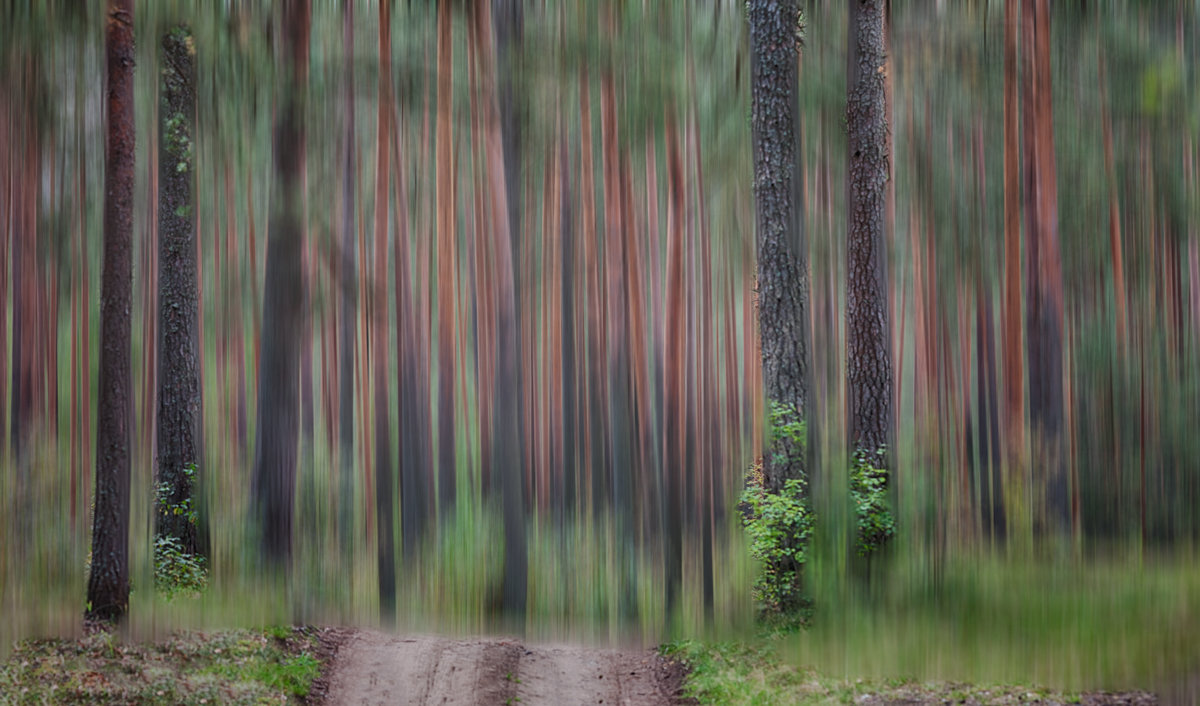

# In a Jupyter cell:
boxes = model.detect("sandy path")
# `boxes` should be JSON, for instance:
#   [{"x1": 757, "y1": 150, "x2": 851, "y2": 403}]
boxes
[{"x1": 322, "y1": 630, "x2": 681, "y2": 706}]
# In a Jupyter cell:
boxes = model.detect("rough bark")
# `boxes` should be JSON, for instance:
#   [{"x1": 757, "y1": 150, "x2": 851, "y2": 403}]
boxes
[
  {"x1": 155, "y1": 24, "x2": 205, "y2": 558},
  {"x1": 250, "y1": 0, "x2": 309, "y2": 567},
  {"x1": 846, "y1": 0, "x2": 892, "y2": 459},
  {"x1": 748, "y1": 0, "x2": 810, "y2": 490},
  {"x1": 87, "y1": 0, "x2": 135, "y2": 623}
]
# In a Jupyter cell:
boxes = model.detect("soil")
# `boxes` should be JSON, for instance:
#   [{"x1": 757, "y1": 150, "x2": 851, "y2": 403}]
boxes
[{"x1": 318, "y1": 629, "x2": 690, "y2": 706}]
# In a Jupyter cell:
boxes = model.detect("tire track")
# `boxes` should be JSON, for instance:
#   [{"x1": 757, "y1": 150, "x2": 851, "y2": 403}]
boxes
[{"x1": 323, "y1": 631, "x2": 678, "y2": 706}]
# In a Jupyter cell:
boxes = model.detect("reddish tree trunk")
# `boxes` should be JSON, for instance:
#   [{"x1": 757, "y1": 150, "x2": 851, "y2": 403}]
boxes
[
  {"x1": 1022, "y1": 0, "x2": 1068, "y2": 531},
  {"x1": 87, "y1": 0, "x2": 136, "y2": 622},
  {"x1": 1002, "y1": 0, "x2": 1024, "y2": 503}
]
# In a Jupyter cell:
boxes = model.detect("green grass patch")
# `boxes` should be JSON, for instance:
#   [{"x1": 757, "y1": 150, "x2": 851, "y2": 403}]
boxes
[
  {"x1": 660, "y1": 639, "x2": 1125, "y2": 705},
  {"x1": 794, "y1": 551, "x2": 1200, "y2": 692},
  {"x1": 0, "y1": 626, "x2": 322, "y2": 705}
]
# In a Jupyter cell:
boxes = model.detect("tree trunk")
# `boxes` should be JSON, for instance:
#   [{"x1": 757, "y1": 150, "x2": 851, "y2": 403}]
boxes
[
  {"x1": 476, "y1": 0, "x2": 527, "y2": 625},
  {"x1": 155, "y1": 24, "x2": 204, "y2": 558},
  {"x1": 338, "y1": 0, "x2": 357, "y2": 556},
  {"x1": 1021, "y1": 0, "x2": 1068, "y2": 532},
  {"x1": 663, "y1": 116, "x2": 686, "y2": 625},
  {"x1": 87, "y1": 0, "x2": 135, "y2": 623},
  {"x1": 373, "y1": 0, "x2": 396, "y2": 621},
  {"x1": 748, "y1": 0, "x2": 810, "y2": 488},
  {"x1": 1001, "y1": 0, "x2": 1023, "y2": 541},
  {"x1": 251, "y1": 0, "x2": 309, "y2": 568},
  {"x1": 846, "y1": 0, "x2": 892, "y2": 460},
  {"x1": 435, "y1": 0, "x2": 458, "y2": 521}
]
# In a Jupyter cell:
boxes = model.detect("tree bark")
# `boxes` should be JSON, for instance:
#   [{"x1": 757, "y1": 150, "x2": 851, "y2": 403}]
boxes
[
  {"x1": 87, "y1": 0, "x2": 135, "y2": 623},
  {"x1": 846, "y1": 0, "x2": 892, "y2": 459},
  {"x1": 1002, "y1": 0, "x2": 1024, "y2": 520},
  {"x1": 251, "y1": 0, "x2": 309, "y2": 568},
  {"x1": 476, "y1": 0, "x2": 527, "y2": 625},
  {"x1": 748, "y1": 0, "x2": 811, "y2": 488},
  {"x1": 1021, "y1": 0, "x2": 1068, "y2": 532},
  {"x1": 435, "y1": 0, "x2": 458, "y2": 520},
  {"x1": 155, "y1": 24, "x2": 205, "y2": 558},
  {"x1": 338, "y1": 0, "x2": 357, "y2": 556},
  {"x1": 373, "y1": 0, "x2": 396, "y2": 621}
]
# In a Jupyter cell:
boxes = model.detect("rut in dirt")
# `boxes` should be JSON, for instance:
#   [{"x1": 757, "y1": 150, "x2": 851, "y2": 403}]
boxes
[{"x1": 320, "y1": 629, "x2": 688, "y2": 706}]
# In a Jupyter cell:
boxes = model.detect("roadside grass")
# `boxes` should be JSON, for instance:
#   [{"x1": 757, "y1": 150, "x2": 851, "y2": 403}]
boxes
[
  {"x1": 662, "y1": 549, "x2": 1192, "y2": 705},
  {"x1": 660, "y1": 639, "x2": 1125, "y2": 706},
  {"x1": 0, "y1": 626, "x2": 322, "y2": 705},
  {"x1": 794, "y1": 551, "x2": 1200, "y2": 693}
]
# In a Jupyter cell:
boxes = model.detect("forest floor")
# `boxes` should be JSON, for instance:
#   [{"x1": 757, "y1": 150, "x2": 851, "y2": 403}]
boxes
[{"x1": 0, "y1": 626, "x2": 1176, "y2": 705}]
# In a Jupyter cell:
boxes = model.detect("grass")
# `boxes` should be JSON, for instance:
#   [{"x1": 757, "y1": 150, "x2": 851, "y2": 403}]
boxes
[
  {"x1": 660, "y1": 639, "x2": 1114, "y2": 705},
  {"x1": 793, "y1": 550, "x2": 1200, "y2": 692},
  {"x1": 0, "y1": 626, "x2": 323, "y2": 705},
  {"x1": 660, "y1": 545, "x2": 1193, "y2": 705}
]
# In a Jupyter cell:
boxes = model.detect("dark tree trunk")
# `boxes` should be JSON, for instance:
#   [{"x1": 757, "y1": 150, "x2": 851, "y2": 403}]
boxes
[
  {"x1": 749, "y1": 0, "x2": 811, "y2": 491},
  {"x1": 155, "y1": 24, "x2": 205, "y2": 558},
  {"x1": 476, "y1": 0, "x2": 527, "y2": 625},
  {"x1": 1021, "y1": 0, "x2": 1068, "y2": 532},
  {"x1": 435, "y1": 0, "x2": 458, "y2": 521},
  {"x1": 975, "y1": 285, "x2": 1006, "y2": 541},
  {"x1": 373, "y1": 0, "x2": 396, "y2": 621},
  {"x1": 846, "y1": 0, "x2": 892, "y2": 460},
  {"x1": 1001, "y1": 0, "x2": 1023, "y2": 537},
  {"x1": 663, "y1": 117, "x2": 686, "y2": 625},
  {"x1": 338, "y1": 0, "x2": 357, "y2": 556},
  {"x1": 251, "y1": 0, "x2": 309, "y2": 568},
  {"x1": 87, "y1": 0, "x2": 135, "y2": 623},
  {"x1": 393, "y1": 67, "x2": 429, "y2": 562},
  {"x1": 559, "y1": 133, "x2": 577, "y2": 523}
]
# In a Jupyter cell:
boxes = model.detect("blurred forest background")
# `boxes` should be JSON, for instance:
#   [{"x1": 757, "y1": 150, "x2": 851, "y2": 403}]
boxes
[{"x1": 1, "y1": 0, "x2": 1198, "y2": 692}]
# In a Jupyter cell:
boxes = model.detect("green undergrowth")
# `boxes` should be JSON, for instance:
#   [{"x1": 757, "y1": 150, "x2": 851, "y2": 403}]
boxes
[
  {"x1": 660, "y1": 639, "x2": 1111, "y2": 706},
  {"x1": 0, "y1": 626, "x2": 321, "y2": 705},
  {"x1": 795, "y1": 551, "x2": 1200, "y2": 692}
]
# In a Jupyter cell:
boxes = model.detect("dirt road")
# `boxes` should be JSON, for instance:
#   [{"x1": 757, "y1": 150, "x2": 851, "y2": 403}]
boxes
[{"x1": 320, "y1": 630, "x2": 687, "y2": 706}]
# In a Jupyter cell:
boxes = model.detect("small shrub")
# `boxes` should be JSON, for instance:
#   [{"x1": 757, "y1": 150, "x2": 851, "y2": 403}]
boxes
[
  {"x1": 154, "y1": 535, "x2": 207, "y2": 599},
  {"x1": 153, "y1": 463, "x2": 207, "y2": 599},
  {"x1": 740, "y1": 401, "x2": 813, "y2": 627},
  {"x1": 849, "y1": 448, "x2": 894, "y2": 557},
  {"x1": 740, "y1": 473, "x2": 813, "y2": 624}
]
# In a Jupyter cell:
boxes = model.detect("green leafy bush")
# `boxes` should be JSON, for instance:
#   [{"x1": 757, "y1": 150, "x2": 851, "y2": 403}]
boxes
[
  {"x1": 740, "y1": 401, "x2": 812, "y2": 626},
  {"x1": 740, "y1": 474, "x2": 813, "y2": 622},
  {"x1": 849, "y1": 449, "x2": 894, "y2": 557},
  {"x1": 154, "y1": 535, "x2": 207, "y2": 599},
  {"x1": 153, "y1": 463, "x2": 207, "y2": 599}
]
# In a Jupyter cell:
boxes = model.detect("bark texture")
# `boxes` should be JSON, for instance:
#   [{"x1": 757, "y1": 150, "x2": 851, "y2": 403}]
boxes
[
  {"x1": 155, "y1": 24, "x2": 204, "y2": 557},
  {"x1": 846, "y1": 0, "x2": 892, "y2": 459},
  {"x1": 87, "y1": 0, "x2": 135, "y2": 623},
  {"x1": 748, "y1": 0, "x2": 810, "y2": 491},
  {"x1": 251, "y1": 0, "x2": 309, "y2": 567}
]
